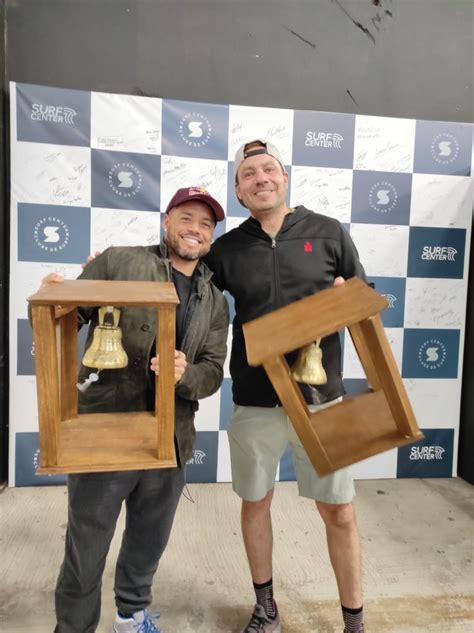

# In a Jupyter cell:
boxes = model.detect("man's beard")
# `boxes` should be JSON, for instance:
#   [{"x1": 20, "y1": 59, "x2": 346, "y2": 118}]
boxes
[{"x1": 164, "y1": 232, "x2": 211, "y2": 261}]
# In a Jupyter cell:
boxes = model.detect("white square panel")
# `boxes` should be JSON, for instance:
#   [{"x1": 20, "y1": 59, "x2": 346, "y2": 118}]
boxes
[
  {"x1": 290, "y1": 166, "x2": 353, "y2": 223},
  {"x1": 410, "y1": 173, "x2": 472, "y2": 228},
  {"x1": 90, "y1": 208, "x2": 161, "y2": 252},
  {"x1": 352, "y1": 448, "x2": 397, "y2": 480},
  {"x1": 9, "y1": 377, "x2": 38, "y2": 433},
  {"x1": 342, "y1": 332, "x2": 365, "y2": 379},
  {"x1": 223, "y1": 327, "x2": 233, "y2": 379},
  {"x1": 385, "y1": 327, "x2": 404, "y2": 372},
  {"x1": 160, "y1": 155, "x2": 227, "y2": 212},
  {"x1": 11, "y1": 141, "x2": 91, "y2": 206},
  {"x1": 91, "y1": 92, "x2": 162, "y2": 154},
  {"x1": 194, "y1": 390, "x2": 221, "y2": 432},
  {"x1": 404, "y1": 278, "x2": 467, "y2": 329},
  {"x1": 224, "y1": 216, "x2": 247, "y2": 233},
  {"x1": 216, "y1": 430, "x2": 232, "y2": 482},
  {"x1": 228, "y1": 104, "x2": 294, "y2": 164},
  {"x1": 350, "y1": 224, "x2": 409, "y2": 277},
  {"x1": 343, "y1": 327, "x2": 403, "y2": 380},
  {"x1": 10, "y1": 261, "x2": 82, "y2": 318},
  {"x1": 354, "y1": 115, "x2": 415, "y2": 172},
  {"x1": 403, "y1": 378, "x2": 461, "y2": 429}
]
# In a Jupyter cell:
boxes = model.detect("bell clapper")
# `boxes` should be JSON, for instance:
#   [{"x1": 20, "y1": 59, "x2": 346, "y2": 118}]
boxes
[{"x1": 76, "y1": 370, "x2": 101, "y2": 393}]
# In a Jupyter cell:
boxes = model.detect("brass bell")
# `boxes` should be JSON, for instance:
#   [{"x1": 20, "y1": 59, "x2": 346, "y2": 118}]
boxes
[
  {"x1": 290, "y1": 338, "x2": 327, "y2": 385},
  {"x1": 82, "y1": 306, "x2": 128, "y2": 369}
]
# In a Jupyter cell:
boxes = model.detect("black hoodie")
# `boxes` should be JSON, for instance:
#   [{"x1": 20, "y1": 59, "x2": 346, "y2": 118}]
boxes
[{"x1": 205, "y1": 205, "x2": 367, "y2": 407}]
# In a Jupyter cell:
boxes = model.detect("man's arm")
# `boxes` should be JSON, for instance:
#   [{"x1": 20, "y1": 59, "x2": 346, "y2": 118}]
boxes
[
  {"x1": 338, "y1": 225, "x2": 368, "y2": 282},
  {"x1": 174, "y1": 291, "x2": 229, "y2": 401}
]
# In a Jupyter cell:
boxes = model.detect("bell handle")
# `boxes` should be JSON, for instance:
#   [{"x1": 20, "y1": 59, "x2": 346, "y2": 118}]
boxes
[{"x1": 98, "y1": 306, "x2": 120, "y2": 327}]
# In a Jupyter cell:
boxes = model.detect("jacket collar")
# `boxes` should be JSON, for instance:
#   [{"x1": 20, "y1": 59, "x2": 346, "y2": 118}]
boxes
[
  {"x1": 240, "y1": 205, "x2": 311, "y2": 237},
  {"x1": 152, "y1": 242, "x2": 214, "y2": 289}
]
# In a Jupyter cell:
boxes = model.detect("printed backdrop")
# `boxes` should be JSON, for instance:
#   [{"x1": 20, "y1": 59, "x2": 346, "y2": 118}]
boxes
[{"x1": 9, "y1": 82, "x2": 473, "y2": 486}]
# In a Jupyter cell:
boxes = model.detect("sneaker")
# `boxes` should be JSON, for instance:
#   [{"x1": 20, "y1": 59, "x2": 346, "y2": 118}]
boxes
[
  {"x1": 112, "y1": 609, "x2": 162, "y2": 633},
  {"x1": 240, "y1": 603, "x2": 281, "y2": 633}
]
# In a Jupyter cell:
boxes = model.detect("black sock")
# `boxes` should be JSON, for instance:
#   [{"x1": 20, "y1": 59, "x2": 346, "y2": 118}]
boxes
[
  {"x1": 118, "y1": 611, "x2": 133, "y2": 619},
  {"x1": 253, "y1": 578, "x2": 277, "y2": 619},
  {"x1": 342, "y1": 605, "x2": 364, "y2": 633}
]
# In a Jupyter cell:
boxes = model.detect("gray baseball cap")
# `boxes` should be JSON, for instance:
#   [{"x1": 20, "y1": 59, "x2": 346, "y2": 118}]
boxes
[{"x1": 234, "y1": 139, "x2": 285, "y2": 180}]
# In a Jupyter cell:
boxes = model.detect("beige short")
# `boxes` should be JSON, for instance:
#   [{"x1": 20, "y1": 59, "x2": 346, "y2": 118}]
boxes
[{"x1": 227, "y1": 398, "x2": 355, "y2": 503}]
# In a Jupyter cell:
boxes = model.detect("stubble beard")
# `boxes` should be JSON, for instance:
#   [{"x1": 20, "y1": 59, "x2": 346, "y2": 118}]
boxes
[{"x1": 164, "y1": 232, "x2": 210, "y2": 261}]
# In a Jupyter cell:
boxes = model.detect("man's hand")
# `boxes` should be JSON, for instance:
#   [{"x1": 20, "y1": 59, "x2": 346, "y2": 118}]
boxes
[
  {"x1": 41, "y1": 272, "x2": 64, "y2": 286},
  {"x1": 39, "y1": 273, "x2": 72, "y2": 319},
  {"x1": 82, "y1": 250, "x2": 102, "y2": 269},
  {"x1": 150, "y1": 350, "x2": 187, "y2": 384},
  {"x1": 333, "y1": 276, "x2": 345, "y2": 287}
]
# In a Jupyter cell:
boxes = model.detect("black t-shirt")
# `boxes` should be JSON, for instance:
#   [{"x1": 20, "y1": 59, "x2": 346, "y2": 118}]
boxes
[
  {"x1": 172, "y1": 267, "x2": 194, "y2": 349},
  {"x1": 147, "y1": 267, "x2": 196, "y2": 408}
]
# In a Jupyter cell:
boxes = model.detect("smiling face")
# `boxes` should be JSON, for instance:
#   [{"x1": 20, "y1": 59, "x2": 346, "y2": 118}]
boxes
[
  {"x1": 235, "y1": 151, "x2": 289, "y2": 218},
  {"x1": 163, "y1": 200, "x2": 215, "y2": 265}
]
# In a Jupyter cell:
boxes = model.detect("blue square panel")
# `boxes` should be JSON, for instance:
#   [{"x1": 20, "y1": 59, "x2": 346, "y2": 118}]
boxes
[
  {"x1": 402, "y1": 329, "x2": 460, "y2": 379},
  {"x1": 16, "y1": 83, "x2": 90, "y2": 146},
  {"x1": 352, "y1": 171, "x2": 412, "y2": 225},
  {"x1": 397, "y1": 429, "x2": 454, "y2": 478},
  {"x1": 15, "y1": 432, "x2": 67, "y2": 487},
  {"x1": 18, "y1": 319, "x2": 89, "y2": 376},
  {"x1": 407, "y1": 227, "x2": 466, "y2": 279},
  {"x1": 185, "y1": 431, "x2": 219, "y2": 482},
  {"x1": 292, "y1": 111, "x2": 355, "y2": 168},
  {"x1": 17, "y1": 319, "x2": 36, "y2": 376},
  {"x1": 414, "y1": 120, "x2": 472, "y2": 176},
  {"x1": 18, "y1": 203, "x2": 90, "y2": 264},
  {"x1": 279, "y1": 445, "x2": 296, "y2": 482},
  {"x1": 162, "y1": 99, "x2": 229, "y2": 160},
  {"x1": 367, "y1": 277, "x2": 406, "y2": 327},
  {"x1": 91, "y1": 150, "x2": 161, "y2": 211},
  {"x1": 343, "y1": 378, "x2": 369, "y2": 396}
]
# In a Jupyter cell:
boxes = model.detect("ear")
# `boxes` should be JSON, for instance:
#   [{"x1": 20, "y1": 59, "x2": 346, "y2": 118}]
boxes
[
  {"x1": 235, "y1": 181, "x2": 243, "y2": 202},
  {"x1": 162, "y1": 213, "x2": 170, "y2": 232}
]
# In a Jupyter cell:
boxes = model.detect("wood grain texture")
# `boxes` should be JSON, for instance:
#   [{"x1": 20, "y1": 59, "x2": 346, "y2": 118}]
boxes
[
  {"x1": 156, "y1": 305, "x2": 177, "y2": 462},
  {"x1": 37, "y1": 412, "x2": 177, "y2": 474},
  {"x1": 242, "y1": 279, "x2": 422, "y2": 475},
  {"x1": 27, "y1": 279, "x2": 179, "y2": 307},
  {"x1": 243, "y1": 277, "x2": 388, "y2": 365},
  {"x1": 29, "y1": 283, "x2": 179, "y2": 474},
  {"x1": 311, "y1": 391, "x2": 423, "y2": 474},
  {"x1": 60, "y1": 308, "x2": 78, "y2": 421},
  {"x1": 31, "y1": 305, "x2": 60, "y2": 467}
]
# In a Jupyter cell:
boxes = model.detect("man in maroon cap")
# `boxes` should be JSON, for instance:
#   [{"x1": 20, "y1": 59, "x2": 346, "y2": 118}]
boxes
[{"x1": 42, "y1": 187, "x2": 228, "y2": 633}]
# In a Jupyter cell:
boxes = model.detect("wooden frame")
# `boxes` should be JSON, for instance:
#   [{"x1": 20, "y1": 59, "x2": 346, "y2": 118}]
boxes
[
  {"x1": 27, "y1": 279, "x2": 179, "y2": 474},
  {"x1": 242, "y1": 277, "x2": 424, "y2": 475}
]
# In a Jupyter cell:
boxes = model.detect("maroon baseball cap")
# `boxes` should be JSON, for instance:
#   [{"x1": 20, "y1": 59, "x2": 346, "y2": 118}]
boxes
[{"x1": 164, "y1": 186, "x2": 225, "y2": 222}]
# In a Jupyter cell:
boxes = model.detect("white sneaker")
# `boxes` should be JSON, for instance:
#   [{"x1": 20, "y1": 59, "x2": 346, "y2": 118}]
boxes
[{"x1": 112, "y1": 609, "x2": 162, "y2": 633}]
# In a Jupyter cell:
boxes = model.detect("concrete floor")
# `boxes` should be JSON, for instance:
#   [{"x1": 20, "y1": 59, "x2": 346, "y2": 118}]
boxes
[{"x1": 0, "y1": 478, "x2": 473, "y2": 633}]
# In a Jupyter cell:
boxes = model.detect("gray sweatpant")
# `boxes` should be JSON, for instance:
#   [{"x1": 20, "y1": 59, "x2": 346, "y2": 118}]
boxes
[{"x1": 54, "y1": 467, "x2": 185, "y2": 633}]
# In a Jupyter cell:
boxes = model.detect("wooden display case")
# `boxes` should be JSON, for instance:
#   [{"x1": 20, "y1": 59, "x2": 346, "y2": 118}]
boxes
[
  {"x1": 27, "y1": 279, "x2": 179, "y2": 474},
  {"x1": 242, "y1": 277, "x2": 424, "y2": 476}
]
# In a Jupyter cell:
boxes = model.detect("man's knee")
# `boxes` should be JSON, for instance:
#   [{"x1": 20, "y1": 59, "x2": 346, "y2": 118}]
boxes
[
  {"x1": 316, "y1": 501, "x2": 356, "y2": 528},
  {"x1": 242, "y1": 488, "x2": 274, "y2": 516}
]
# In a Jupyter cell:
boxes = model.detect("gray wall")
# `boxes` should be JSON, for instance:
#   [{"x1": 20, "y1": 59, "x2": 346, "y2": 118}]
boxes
[
  {"x1": 5, "y1": 0, "x2": 474, "y2": 121},
  {"x1": 2, "y1": 0, "x2": 473, "y2": 482}
]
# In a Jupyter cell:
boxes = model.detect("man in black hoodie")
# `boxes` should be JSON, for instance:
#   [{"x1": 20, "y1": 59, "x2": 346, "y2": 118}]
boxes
[{"x1": 205, "y1": 140, "x2": 366, "y2": 633}]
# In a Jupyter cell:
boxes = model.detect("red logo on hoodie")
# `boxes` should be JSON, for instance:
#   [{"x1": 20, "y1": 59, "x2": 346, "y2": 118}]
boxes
[{"x1": 304, "y1": 241, "x2": 313, "y2": 253}]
